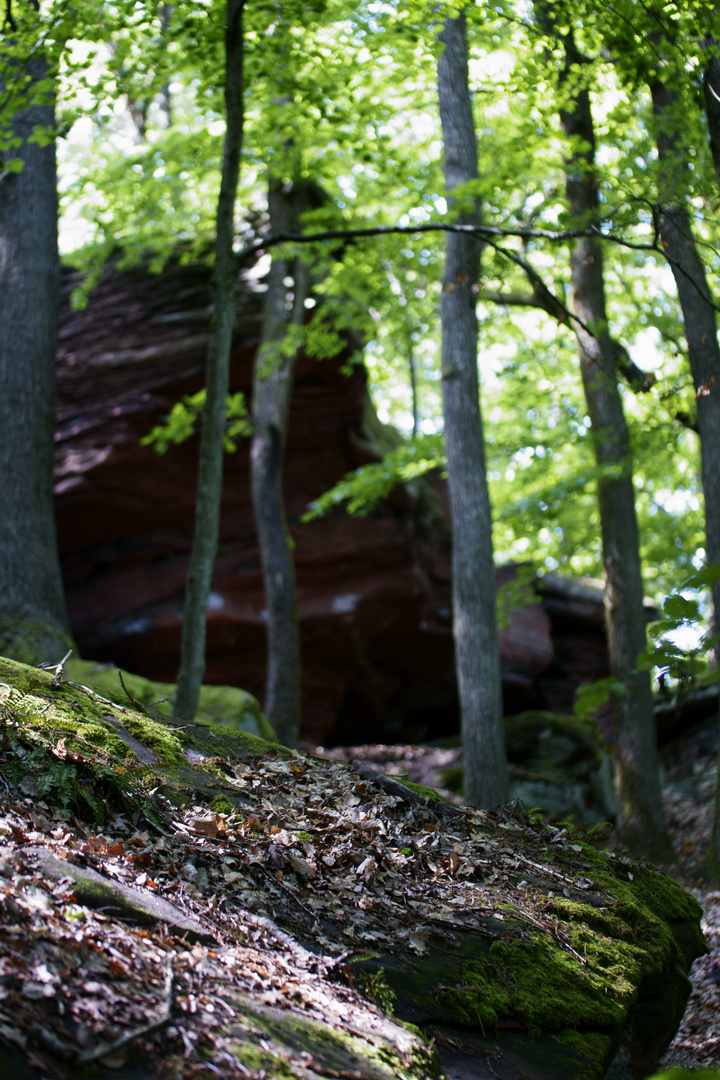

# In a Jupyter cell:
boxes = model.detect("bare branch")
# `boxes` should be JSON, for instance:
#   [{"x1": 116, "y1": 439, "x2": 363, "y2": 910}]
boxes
[{"x1": 236, "y1": 220, "x2": 595, "y2": 266}]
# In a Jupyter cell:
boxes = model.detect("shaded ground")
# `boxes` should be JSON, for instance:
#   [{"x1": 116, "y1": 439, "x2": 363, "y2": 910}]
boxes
[{"x1": 657, "y1": 726, "x2": 720, "y2": 1071}]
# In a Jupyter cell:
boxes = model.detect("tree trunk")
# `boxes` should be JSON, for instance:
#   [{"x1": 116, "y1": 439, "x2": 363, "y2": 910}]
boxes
[
  {"x1": 651, "y1": 77, "x2": 720, "y2": 876},
  {"x1": 0, "y1": 41, "x2": 73, "y2": 665},
  {"x1": 174, "y1": 0, "x2": 245, "y2": 720},
  {"x1": 250, "y1": 178, "x2": 307, "y2": 747},
  {"x1": 541, "y1": 14, "x2": 673, "y2": 859},
  {"x1": 437, "y1": 13, "x2": 508, "y2": 809},
  {"x1": 704, "y1": 54, "x2": 720, "y2": 191}
]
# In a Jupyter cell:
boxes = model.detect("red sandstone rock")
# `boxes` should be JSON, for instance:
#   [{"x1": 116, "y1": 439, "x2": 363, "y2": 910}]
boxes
[{"x1": 55, "y1": 257, "x2": 608, "y2": 745}]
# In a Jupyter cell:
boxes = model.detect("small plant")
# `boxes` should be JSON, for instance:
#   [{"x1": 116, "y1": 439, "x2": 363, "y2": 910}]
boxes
[
  {"x1": 638, "y1": 563, "x2": 720, "y2": 695},
  {"x1": 357, "y1": 968, "x2": 397, "y2": 1015},
  {"x1": 141, "y1": 389, "x2": 252, "y2": 455},
  {"x1": 573, "y1": 563, "x2": 720, "y2": 719}
]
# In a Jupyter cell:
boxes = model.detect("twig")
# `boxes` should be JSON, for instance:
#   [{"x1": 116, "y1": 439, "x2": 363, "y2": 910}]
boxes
[
  {"x1": 38, "y1": 648, "x2": 73, "y2": 688},
  {"x1": 28, "y1": 1022, "x2": 74, "y2": 1060},
  {"x1": 66, "y1": 681, "x2": 127, "y2": 711},
  {"x1": 77, "y1": 950, "x2": 176, "y2": 1064},
  {"x1": 117, "y1": 669, "x2": 165, "y2": 722}
]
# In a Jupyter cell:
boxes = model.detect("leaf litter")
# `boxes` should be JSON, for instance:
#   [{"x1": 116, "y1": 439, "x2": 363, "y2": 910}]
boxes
[
  {"x1": 313, "y1": 734, "x2": 720, "y2": 1075},
  {"x1": 0, "y1": 729, "x2": 653, "y2": 1080}
]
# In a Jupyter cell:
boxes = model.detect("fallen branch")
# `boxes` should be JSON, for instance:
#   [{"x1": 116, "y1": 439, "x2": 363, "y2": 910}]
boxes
[
  {"x1": 238, "y1": 909, "x2": 346, "y2": 974},
  {"x1": 351, "y1": 759, "x2": 466, "y2": 819}
]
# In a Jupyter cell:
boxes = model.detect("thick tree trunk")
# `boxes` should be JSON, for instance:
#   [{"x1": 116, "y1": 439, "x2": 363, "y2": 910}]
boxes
[
  {"x1": 0, "y1": 46, "x2": 73, "y2": 665},
  {"x1": 651, "y1": 76, "x2": 720, "y2": 876},
  {"x1": 437, "y1": 13, "x2": 508, "y2": 809},
  {"x1": 545, "y1": 19, "x2": 672, "y2": 859},
  {"x1": 174, "y1": 0, "x2": 245, "y2": 720},
  {"x1": 650, "y1": 77, "x2": 720, "y2": 874},
  {"x1": 250, "y1": 178, "x2": 306, "y2": 747}
]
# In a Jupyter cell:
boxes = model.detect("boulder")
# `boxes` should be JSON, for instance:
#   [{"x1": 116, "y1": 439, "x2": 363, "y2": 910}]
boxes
[
  {"x1": 505, "y1": 711, "x2": 617, "y2": 824},
  {"x1": 54, "y1": 257, "x2": 613, "y2": 746},
  {"x1": 0, "y1": 655, "x2": 706, "y2": 1080}
]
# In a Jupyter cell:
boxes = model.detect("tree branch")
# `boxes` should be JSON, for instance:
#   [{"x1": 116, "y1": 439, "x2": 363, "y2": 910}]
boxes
[
  {"x1": 239, "y1": 215, "x2": 720, "y2": 350},
  {"x1": 236, "y1": 220, "x2": 596, "y2": 266}
]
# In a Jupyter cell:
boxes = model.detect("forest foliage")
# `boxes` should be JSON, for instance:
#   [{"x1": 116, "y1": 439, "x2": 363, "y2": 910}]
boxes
[
  {"x1": 43, "y1": 0, "x2": 713, "y2": 615},
  {"x1": 2, "y1": 0, "x2": 720, "y2": 822}
]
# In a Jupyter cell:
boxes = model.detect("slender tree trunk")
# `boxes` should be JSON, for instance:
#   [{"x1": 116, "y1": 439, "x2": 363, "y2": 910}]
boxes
[
  {"x1": 704, "y1": 54, "x2": 720, "y2": 191},
  {"x1": 540, "y1": 14, "x2": 673, "y2": 859},
  {"x1": 0, "y1": 39, "x2": 73, "y2": 665},
  {"x1": 408, "y1": 341, "x2": 419, "y2": 439},
  {"x1": 651, "y1": 76, "x2": 720, "y2": 876},
  {"x1": 174, "y1": 0, "x2": 245, "y2": 720},
  {"x1": 250, "y1": 178, "x2": 307, "y2": 747},
  {"x1": 437, "y1": 12, "x2": 508, "y2": 809}
]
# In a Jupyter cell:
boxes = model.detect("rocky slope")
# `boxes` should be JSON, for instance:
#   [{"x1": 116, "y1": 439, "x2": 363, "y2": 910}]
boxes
[{"x1": 0, "y1": 655, "x2": 706, "y2": 1080}]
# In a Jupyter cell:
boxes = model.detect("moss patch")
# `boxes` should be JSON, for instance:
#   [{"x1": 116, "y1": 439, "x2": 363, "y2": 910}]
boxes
[
  {"x1": 66, "y1": 658, "x2": 276, "y2": 741},
  {"x1": 554, "y1": 1030, "x2": 614, "y2": 1080},
  {"x1": 226, "y1": 992, "x2": 442, "y2": 1080},
  {"x1": 396, "y1": 774, "x2": 457, "y2": 806},
  {"x1": 0, "y1": 655, "x2": 278, "y2": 824}
]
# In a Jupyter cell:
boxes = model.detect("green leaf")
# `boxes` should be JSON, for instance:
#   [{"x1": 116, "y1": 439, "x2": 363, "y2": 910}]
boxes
[
  {"x1": 661, "y1": 594, "x2": 700, "y2": 622},
  {"x1": 681, "y1": 563, "x2": 720, "y2": 590},
  {"x1": 573, "y1": 677, "x2": 627, "y2": 720}
]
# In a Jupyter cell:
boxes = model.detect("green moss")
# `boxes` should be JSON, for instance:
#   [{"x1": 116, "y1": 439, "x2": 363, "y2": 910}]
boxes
[
  {"x1": 0, "y1": 657, "x2": 142, "y2": 761},
  {"x1": 573, "y1": 841, "x2": 613, "y2": 866},
  {"x1": 463, "y1": 934, "x2": 626, "y2": 1032},
  {"x1": 119, "y1": 711, "x2": 187, "y2": 763},
  {"x1": 0, "y1": 655, "x2": 261, "y2": 823},
  {"x1": 210, "y1": 795, "x2": 235, "y2": 815},
  {"x1": 65, "y1": 658, "x2": 275, "y2": 741},
  {"x1": 554, "y1": 1030, "x2": 614, "y2": 1080},
  {"x1": 228, "y1": 991, "x2": 441, "y2": 1080},
  {"x1": 648, "y1": 1071, "x2": 720, "y2": 1080},
  {"x1": 439, "y1": 975, "x2": 511, "y2": 1031},
  {"x1": 430, "y1": 840, "x2": 701, "y2": 1048},
  {"x1": 230, "y1": 1043, "x2": 298, "y2": 1079},
  {"x1": 631, "y1": 863, "x2": 703, "y2": 924},
  {"x1": 397, "y1": 775, "x2": 457, "y2": 806}
]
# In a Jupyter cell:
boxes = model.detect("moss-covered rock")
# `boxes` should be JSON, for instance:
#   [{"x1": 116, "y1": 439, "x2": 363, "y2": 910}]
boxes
[
  {"x1": 351, "y1": 828, "x2": 705, "y2": 1080},
  {"x1": 65, "y1": 657, "x2": 276, "y2": 741},
  {"x1": 443, "y1": 711, "x2": 618, "y2": 824}
]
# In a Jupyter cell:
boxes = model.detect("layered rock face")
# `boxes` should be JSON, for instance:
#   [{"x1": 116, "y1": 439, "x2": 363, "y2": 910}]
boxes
[{"x1": 55, "y1": 257, "x2": 610, "y2": 745}]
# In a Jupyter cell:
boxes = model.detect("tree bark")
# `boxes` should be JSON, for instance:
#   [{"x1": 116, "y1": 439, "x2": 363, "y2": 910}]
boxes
[
  {"x1": 539, "y1": 12, "x2": 672, "y2": 859},
  {"x1": 651, "y1": 81, "x2": 720, "y2": 613},
  {"x1": 704, "y1": 54, "x2": 720, "y2": 191},
  {"x1": 0, "y1": 39, "x2": 73, "y2": 665},
  {"x1": 250, "y1": 178, "x2": 307, "y2": 747},
  {"x1": 437, "y1": 13, "x2": 508, "y2": 809},
  {"x1": 652, "y1": 75, "x2": 720, "y2": 877},
  {"x1": 174, "y1": 0, "x2": 245, "y2": 720}
]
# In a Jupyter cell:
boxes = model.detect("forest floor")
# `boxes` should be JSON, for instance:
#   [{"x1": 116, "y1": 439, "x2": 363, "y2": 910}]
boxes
[{"x1": 312, "y1": 719, "x2": 720, "y2": 1074}]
